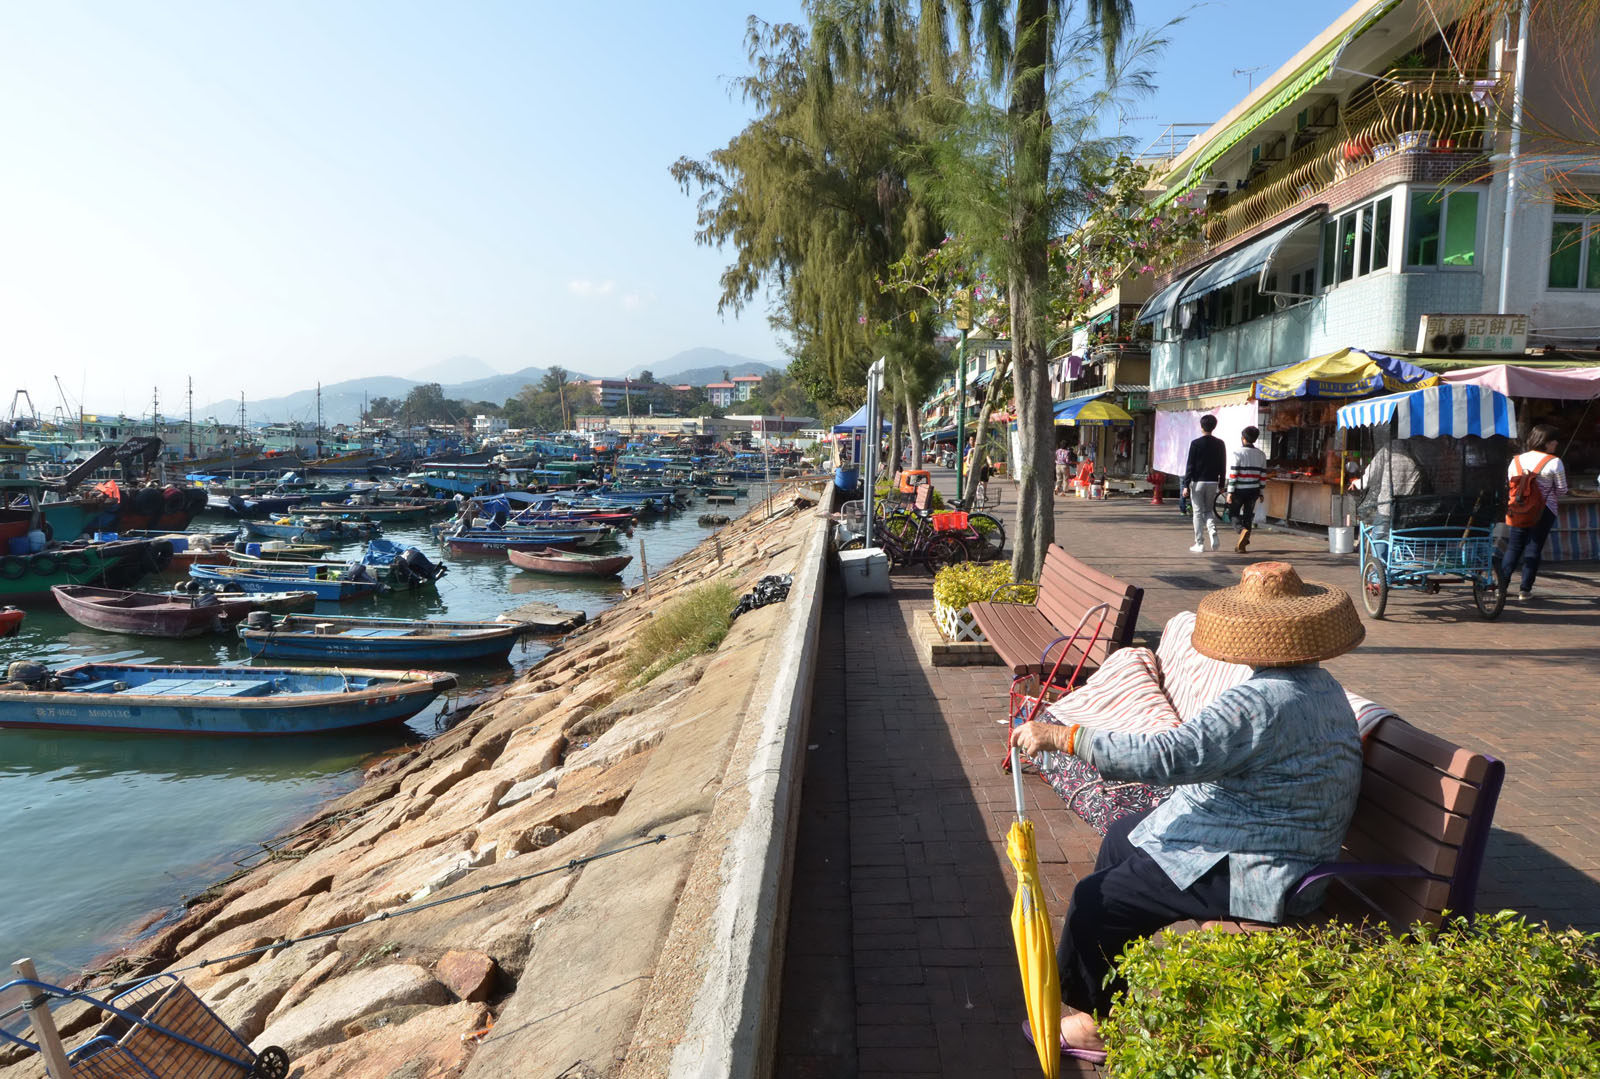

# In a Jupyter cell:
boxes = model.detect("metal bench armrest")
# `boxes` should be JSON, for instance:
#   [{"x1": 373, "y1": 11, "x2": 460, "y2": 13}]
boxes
[
  {"x1": 987, "y1": 581, "x2": 1038, "y2": 603},
  {"x1": 1290, "y1": 862, "x2": 1434, "y2": 895}
]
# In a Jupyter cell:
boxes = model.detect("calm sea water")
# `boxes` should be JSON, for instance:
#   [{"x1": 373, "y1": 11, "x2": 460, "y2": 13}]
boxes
[{"x1": 0, "y1": 490, "x2": 771, "y2": 980}]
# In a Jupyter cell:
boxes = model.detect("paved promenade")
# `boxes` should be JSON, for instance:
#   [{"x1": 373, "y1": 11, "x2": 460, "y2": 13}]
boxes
[{"x1": 777, "y1": 468, "x2": 1600, "y2": 1078}]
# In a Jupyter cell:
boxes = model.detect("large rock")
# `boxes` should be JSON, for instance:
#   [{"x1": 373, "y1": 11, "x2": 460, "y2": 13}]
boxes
[
  {"x1": 252, "y1": 962, "x2": 452, "y2": 1057},
  {"x1": 281, "y1": 999, "x2": 490, "y2": 1079},
  {"x1": 436, "y1": 949, "x2": 497, "y2": 1002},
  {"x1": 202, "y1": 937, "x2": 338, "y2": 1043}
]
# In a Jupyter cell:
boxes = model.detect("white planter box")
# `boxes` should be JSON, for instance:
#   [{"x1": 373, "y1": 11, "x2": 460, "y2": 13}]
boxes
[{"x1": 934, "y1": 599, "x2": 985, "y2": 642}]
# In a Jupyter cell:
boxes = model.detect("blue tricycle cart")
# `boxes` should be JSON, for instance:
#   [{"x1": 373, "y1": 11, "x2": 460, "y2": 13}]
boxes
[
  {"x1": 1337, "y1": 384, "x2": 1518, "y2": 621},
  {"x1": 1, "y1": 963, "x2": 289, "y2": 1079}
]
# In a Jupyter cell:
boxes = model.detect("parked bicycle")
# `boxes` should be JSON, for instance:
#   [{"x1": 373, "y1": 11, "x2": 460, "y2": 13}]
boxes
[{"x1": 838, "y1": 513, "x2": 971, "y2": 573}]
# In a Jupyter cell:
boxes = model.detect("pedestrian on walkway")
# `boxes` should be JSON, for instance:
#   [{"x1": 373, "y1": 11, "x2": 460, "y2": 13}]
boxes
[
  {"x1": 1227, "y1": 425, "x2": 1268, "y2": 553},
  {"x1": 1182, "y1": 414, "x2": 1227, "y2": 552},
  {"x1": 1055, "y1": 444, "x2": 1072, "y2": 494},
  {"x1": 1009, "y1": 561, "x2": 1365, "y2": 1059},
  {"x1": 1500, "y1": 423, "x2": 1568, "y2": 602}
]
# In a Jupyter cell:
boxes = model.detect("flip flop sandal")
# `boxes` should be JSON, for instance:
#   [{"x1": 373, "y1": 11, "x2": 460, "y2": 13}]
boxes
[{"x1": 1019, "y1": 1019, "x2": 1108, "y2": 1065}]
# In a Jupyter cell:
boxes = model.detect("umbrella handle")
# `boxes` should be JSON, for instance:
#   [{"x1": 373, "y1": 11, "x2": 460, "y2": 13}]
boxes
[{"x1": 1011, "y1": 746, "x2": 1026, "y2": 819}]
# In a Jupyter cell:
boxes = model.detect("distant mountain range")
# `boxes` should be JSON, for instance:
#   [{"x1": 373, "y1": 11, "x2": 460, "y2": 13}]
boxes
[{"x1": 191, "y1": 347, "x2": 779, "y2": 425}]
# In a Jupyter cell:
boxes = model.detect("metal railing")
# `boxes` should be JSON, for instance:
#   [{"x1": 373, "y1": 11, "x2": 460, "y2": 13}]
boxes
[{"x1": 1174, "y1": 71, "x2": 1504, "y2": 261}]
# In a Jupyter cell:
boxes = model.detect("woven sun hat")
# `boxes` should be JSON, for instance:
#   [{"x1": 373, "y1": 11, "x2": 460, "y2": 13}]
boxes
[{"x1": 1192, "y1": 561, "x2": 1365, "y2": 667}]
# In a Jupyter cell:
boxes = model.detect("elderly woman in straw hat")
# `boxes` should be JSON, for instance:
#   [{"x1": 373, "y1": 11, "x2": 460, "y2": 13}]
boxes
[{"x1": 1010, "y1": 561, "x2": 1366, "y2": 1060}]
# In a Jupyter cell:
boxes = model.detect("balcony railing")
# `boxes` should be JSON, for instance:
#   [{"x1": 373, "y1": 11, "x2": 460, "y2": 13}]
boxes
[{"x1": 1177, "y1": 70, "x2": 1504, "y2": 257}]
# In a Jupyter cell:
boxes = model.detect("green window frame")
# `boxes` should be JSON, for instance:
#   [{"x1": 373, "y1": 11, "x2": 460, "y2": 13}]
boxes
[
  {"x1": 1406, "y1": 189, "x2": 1481, "y2": 269},
  {"x1": 1547, "y1": 214, "x2": 1600, "y2": 291}
]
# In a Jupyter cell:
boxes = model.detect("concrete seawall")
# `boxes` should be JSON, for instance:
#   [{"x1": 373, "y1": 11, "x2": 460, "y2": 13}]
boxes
[{"x1": 3, "y1": 484, "x2": 833, "y2": 1079}]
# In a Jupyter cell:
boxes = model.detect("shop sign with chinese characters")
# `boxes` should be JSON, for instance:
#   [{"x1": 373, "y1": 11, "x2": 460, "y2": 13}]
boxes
[{"x1": 1416, "y1": 314, "x2": 1528, "y2": 355}]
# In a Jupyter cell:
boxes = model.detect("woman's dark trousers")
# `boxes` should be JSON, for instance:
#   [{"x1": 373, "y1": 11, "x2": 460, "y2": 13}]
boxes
[
  {"x1": 1056, "y1": 808, "x2": 1232, "y2": 1016},
  {"x1": 1501, "y1": 507, "x2": 1558, "y2": 593}
]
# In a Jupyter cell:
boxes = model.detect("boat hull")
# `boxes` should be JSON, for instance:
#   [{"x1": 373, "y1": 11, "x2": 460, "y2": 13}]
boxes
[
  {"x1": 0, "y1": 664, "x2": 455, "y2": 735},
  {"x1": 241, "y1": 631, "x2": 515, "y2": 664},
  {"x1": 189, "y1": 565, "x2": 380, "y2": 602},
  {"x1": 507, "y1": 548, "x2": 633, "y2": 577}
]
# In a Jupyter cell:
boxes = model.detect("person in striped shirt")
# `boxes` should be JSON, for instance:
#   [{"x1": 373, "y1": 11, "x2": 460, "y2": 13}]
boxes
[{"x1": 1227, "y1": 426, "x2": 1268, "y2": 553}]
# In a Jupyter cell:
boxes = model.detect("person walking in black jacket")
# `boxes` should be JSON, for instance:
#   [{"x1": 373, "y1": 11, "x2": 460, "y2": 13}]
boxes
[{"x1": 1182, "y1": 415, "x2": 1227, "y2": 553}]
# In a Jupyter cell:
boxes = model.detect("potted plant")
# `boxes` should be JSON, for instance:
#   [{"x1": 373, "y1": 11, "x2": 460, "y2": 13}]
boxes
[{"x1": 932, "y1": 561, "x2": 1037, "y2": 641}]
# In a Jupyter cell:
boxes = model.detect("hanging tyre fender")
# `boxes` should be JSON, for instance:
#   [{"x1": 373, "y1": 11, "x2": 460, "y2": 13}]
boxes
[
  {"x1": 0, "y1": 557, "x2": 26, "y2": 580},
  {"x1": 60, "y1": 551, "x2": 93, "y2": 575},
  {"x1": 30, "y1": 553, "x2": 60, "y2": 576}
]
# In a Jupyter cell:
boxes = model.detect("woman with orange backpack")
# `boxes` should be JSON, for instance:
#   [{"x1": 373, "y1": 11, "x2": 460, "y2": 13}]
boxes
[{"x1": 1499, "y1": 423, "x2": 1568, "y2": 601}]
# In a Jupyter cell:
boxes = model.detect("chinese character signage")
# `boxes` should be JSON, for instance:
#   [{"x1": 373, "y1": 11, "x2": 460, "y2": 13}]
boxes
[{"x1": 1416, "y1": 314, "x2": 1528, "y2": 354}]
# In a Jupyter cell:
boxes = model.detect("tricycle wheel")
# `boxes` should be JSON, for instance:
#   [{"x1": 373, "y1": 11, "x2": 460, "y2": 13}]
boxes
[
  {"x1": 1361, "y1": 560, "x2": 1388, "y2": 619},
  {"x1": 252, "y1": 1046, "x2": 290, "y2": 1079},
  {"x1": 1473, "y1": 572, "x2": 1507, "y2": 620}
]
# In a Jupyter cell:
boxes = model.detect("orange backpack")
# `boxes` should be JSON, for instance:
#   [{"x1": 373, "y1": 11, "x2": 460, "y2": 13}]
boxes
[{"x1": 1506, "y1": 454, "x2": 1554, "y2": 528}]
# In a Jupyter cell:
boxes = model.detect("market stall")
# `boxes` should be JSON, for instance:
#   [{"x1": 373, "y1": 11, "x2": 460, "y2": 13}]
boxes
[{"x1": 1440, "y1": 363, "x2": 1600, "y2": 560}]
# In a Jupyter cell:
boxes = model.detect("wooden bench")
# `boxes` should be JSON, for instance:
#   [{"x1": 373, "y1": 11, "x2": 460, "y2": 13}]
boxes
[
  {"x1": 1205, "y1": 715, "x2": 1505, "y2": 934},
  {"x1": 968, "y1": 543, "x2": 1143, "y2": 682}
]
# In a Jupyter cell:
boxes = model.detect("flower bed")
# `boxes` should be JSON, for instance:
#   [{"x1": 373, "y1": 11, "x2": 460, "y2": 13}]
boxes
[{"x1": 931, "y1": 561, "x2": 1037, "y2": 642}]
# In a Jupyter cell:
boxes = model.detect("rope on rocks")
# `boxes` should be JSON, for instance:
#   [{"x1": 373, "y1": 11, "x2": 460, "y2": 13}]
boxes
[{"x1": 15, "y1": 832, "x2": 679, "y2": 1009}]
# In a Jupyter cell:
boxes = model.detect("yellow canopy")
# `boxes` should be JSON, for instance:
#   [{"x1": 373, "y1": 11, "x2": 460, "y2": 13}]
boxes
[
  {"x1": 1254, "y1": 347, "x2": 1440, "y2": 401},
  {"x1": 1009, "y1": 818, "x2": 1061, "y2": 1078},
  {"x1": 1053, "y1": 398, "x2": 1133, "y2": 426}
]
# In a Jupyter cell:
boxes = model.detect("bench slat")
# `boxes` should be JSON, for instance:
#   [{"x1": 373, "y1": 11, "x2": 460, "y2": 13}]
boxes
[
  {"x1": 1343, "y1": 810, "x2": 1459, "y2": 878},
  {"x1": 1357, "y1": 769, "x2": 1471, "y2": 847},
  {"x1": 1334, "y1": 874, "x2": 1445, "y2": 931},
  {"x1": 1368, "y1": 720, "x2": 1489, "y2": 784},
  {"x1": 1363, "y1": 741, "x2": 1482, "y2": 818}
]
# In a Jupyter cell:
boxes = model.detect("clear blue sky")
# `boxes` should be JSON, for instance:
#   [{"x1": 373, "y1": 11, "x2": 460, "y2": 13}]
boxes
[{"x1": 0, "y1": 0, "x2": 1344, "y2": 417}]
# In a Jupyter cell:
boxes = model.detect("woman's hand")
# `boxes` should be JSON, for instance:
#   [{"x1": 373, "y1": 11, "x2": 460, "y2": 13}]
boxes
[{"x1": 1010, "y1": 721, "x2": 1063, "y2": 758}]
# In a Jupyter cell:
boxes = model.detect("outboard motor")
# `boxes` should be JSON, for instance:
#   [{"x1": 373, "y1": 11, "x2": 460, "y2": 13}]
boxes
[
  {"x1": 392, "y1": 546, "x2": 446, "y2": 587},
  {"x1": 5, "y1": 661, "x2": 49, "y2": 688},
  {"x1": 245, "y1": 610, "x2": 275, "y2": 630},
  {"x1": 227, "y1": 493, "x2": 250, "y2": 515}
]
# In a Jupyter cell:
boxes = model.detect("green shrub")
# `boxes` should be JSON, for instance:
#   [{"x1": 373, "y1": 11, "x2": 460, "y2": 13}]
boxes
[
  {"x1": 1105, "y1": 911, "x2": 1600, "y2": 1077},
  {"x1": 932, "y1": 561, "x2": 1036, "y2": 610},
  {"x1": 622, "y1": 581, "x2": 739, "y2": 685}
]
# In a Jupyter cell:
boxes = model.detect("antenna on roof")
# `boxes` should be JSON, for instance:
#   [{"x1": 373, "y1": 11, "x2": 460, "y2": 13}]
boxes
[{"x1": 1232, "y1": 65, "x2": 1268, "y2": 92}]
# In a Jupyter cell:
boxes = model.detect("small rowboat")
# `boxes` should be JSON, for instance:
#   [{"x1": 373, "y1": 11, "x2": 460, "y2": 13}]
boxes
[
  {"x1": 190, "y1": 563, "x2": 381, "y2": 602},
  {"x1": 52, "y1": 585, "x2": 315, "y2": 638},
  {"x1": 444, "y1": 531, "x2": 602, "y2": 554},
  {"x1": 0, "y1": 606, "x2": 21, "y2": 636},
  {"x1": 0, "y1": 663, "x2": 456, "y2": 735},
  {"x1": 157, "y1": 587, "x2": 322, "y2": 614},
  {"x1": 507, "y1": 547, "x2": 633, "y2": 577},
  {"x1": 233, "y1": 541, "x2": 334, "y2": 561},
  {"x1": 238, "y1": 613, "x2": 524, "y2": 663}
]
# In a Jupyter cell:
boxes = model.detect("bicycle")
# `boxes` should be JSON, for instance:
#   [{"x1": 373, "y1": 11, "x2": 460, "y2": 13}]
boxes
[
  {"x1": 943, "y1": 497, "x2": 1007, "y2": 561},
  {"x1": 839, "y1": 514, "x2": 971, "y2": 573}
]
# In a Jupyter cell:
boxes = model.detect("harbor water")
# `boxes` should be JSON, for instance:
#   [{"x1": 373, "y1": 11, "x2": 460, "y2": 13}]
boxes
[{"x1": 0, "y1": 492, "x2": 774, "y2": 980}]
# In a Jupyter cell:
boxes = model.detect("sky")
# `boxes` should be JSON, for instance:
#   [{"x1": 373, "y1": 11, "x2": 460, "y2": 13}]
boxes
[{"x1": 0, "y1": 0, "x2": 1344, "y2": 420}]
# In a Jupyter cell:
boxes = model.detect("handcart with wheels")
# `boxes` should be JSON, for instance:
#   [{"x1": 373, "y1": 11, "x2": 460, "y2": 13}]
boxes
[
  {"x1": 2, "y1": 963, "x2": 290, "y2": 1079},
  {"x1": 1336, "y1": 384, "x2": 1518, "y2": 621}
]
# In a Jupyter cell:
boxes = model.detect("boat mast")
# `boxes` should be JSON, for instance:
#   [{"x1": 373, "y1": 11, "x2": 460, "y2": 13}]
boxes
[
  {"x1": 316, "y1": 382, "x2": 323, "y2": 460},
  {"x1": 187, "y1": 376, "x2": 195, "y2": 458},
  {"x1": 151, "y1": 387, "x2": 161, "y2": 442}
]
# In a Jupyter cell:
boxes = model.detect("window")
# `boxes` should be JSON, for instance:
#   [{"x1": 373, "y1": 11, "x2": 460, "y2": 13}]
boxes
[
  {"x1": 1547, "y1": 214, "x2": 1600, "y2": 290},
  {"x1": 1406, "y1": 189, "x2": 1480, "y2": 268},
  {"x1": 1321, "y1": 195, "x2": 1393, "y2": 288}
]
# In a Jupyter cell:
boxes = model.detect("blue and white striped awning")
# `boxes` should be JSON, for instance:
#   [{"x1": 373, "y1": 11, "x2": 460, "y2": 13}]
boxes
[{"x1": 1336, "y1": 384, "x2": 1518, "y2": 438}]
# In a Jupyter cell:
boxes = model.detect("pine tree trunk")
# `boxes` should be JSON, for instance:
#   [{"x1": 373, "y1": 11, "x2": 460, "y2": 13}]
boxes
[
  {"x1": 962, "y1": 353, "x2": 1012, "y2": 505},
  {"x1": 905, "y1": 397, "x2": 923, "y2": 468},
  {"x1": 1008, "y1": 0, "x2": 1056, "y2": 584},
  {"x1": 887, "y1": 396, "x2": 904, "y2": 477}
]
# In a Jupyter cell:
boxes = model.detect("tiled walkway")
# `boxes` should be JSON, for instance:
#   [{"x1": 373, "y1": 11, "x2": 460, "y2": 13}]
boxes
[{"x1": 777, "y1": 470, "x2": 1600, "y2": 1078}]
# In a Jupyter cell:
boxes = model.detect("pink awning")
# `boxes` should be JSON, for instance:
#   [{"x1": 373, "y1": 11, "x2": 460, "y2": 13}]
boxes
[{"x1": 1439, "y1": 364, "x2": 1600, "y2": 400}]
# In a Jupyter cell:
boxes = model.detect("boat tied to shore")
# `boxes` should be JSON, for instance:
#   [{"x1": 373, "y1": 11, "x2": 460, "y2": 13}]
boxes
[
  {"x1": 51, "y1": 584, "x2": 317, "y2": 638},
  {"x1": 237, "y1": 612, "x2": 527, "y2": 663}
]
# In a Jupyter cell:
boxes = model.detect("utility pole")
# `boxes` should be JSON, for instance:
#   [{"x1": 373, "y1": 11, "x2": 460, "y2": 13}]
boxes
[
  {"x1": 187, "y1": 376, "x2": 195, "y2": 458},
  {"x1": 151, "y1": 387, "x2": 161, "y2": 441},
  {"x1": 315, "y1": 382, "x2": 323, "y2": 460}
]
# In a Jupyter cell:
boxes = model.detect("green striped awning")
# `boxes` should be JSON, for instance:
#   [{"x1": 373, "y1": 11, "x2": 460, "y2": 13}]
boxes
[{"x1": 1157, "y1": 0, "x2": 1404, "y2": 205}]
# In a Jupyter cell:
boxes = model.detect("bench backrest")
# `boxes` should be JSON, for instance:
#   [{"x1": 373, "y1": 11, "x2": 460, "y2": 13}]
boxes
[
  {"x1": 1337, "y1": 716, "x2": 1504, "y2": 928},
  {"x1": 1037, "y1": 544, "x2": 1144, "y2": 664}
]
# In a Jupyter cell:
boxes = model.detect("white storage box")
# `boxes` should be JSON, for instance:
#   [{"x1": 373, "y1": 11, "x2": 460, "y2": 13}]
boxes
[{"x1": 838, "y1": 548, "x2": 891, "y2": 597}]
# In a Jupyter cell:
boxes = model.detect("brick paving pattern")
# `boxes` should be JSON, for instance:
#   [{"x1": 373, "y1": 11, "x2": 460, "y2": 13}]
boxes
[{"x1": 778, "y1": 469, "x2": 1600, "y2": 1077}]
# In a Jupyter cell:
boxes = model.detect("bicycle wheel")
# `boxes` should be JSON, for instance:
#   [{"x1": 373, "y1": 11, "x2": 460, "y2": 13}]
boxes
[
  {"x1": 965, "y1": 512, "x2": 1006, "y2": 560},
  {"x1": 883, "y1": 512, "x2": 921, "y2": 544},
  {"x1": 1360, "y1": 559, "x2": 1388, "y2": 619},
  {"x1": 922, "y1": 535, "x2": 970, "y2": 574},
  {"x1": 1472, "y1": 571, "x2": 1507, "y2": 620}
]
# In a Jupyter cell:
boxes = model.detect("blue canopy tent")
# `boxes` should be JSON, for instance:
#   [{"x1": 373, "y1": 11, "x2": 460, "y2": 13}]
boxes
[
  {"x1": 1336, "y1": 383, "x2": 1518, "y2": 438},
  {"x1": 831, "y1": 403, "x2": 891, "y2": 470}
]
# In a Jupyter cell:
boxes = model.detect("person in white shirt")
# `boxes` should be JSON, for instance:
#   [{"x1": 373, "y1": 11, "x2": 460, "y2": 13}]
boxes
[
  {"x1": 1500, "y1": 423, "x2": 1568, "y2": 601},
  {"x1": 1227, "y1": 426, "x2": 1268, "y2": 553}
]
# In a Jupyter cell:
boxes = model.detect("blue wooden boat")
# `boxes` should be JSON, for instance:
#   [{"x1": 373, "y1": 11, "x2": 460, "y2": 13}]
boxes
[
  {"x1": 240, "y1": 517, "x2": 382, "y2": 543},
  {"x1": 0, "y1": 663, "x2": 455, "y2": 735},
  {"x1": 238, "y1": 613, "x2": 522, "y2": 663},
  {"x1": 443, "y1": 531, "x2": 599, "y2": 554},
  {"x1": 189, "y1": 562, "x2": 382, "y2": 602}
]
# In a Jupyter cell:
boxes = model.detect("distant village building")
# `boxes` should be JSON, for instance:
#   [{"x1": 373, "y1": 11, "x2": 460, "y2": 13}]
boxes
[
  {"x1": 584, "y1": 379, "x2": 648, "y2": 407},
  {"x1": 474, "y1": 413, "x2": 508, "y2": 436},
  {"x1": 730, "y1": 374, "x2": 763, "y2": 401}
]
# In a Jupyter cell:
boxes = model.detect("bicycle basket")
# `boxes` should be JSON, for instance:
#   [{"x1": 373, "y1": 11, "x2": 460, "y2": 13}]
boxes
[{"x1": 930, "y1": 511, "x2": 969, "y2": 532}]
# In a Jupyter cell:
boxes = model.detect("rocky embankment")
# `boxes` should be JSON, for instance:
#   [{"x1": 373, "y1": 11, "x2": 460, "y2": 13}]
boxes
[{"x1": 4, "y1": 484, "x2": 829, "y2": 1079}]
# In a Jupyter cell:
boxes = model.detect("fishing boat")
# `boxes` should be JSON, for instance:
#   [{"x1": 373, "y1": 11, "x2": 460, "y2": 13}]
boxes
[
  {"x1": 507, "y1": 547, "x2": 633, "y2": 577},
  {"x1": 0, "y1": 662, "x2": 456, "y2": 735},
  {"x1": 239, "y1": 517, "x2": 382, "y2": 543},
  {"x1": 158, "y1": 585, "x2": 324, "y2": 614},
  {"x1": 238, "y1": 612, "x2": 523, "y2": 663},
  {"x1": 231, "y1": 540, "x2": 446, "y2": 589},
  {"x1": 231, "y1": 540, "x2": 334, "y2": 561},
  {"x1": 51, "y1": 585, "x2": 316, "y2": 638},
  {"x1": 208, "y1": 493, "x2": 308, "y2": 517},
  {"x1": 444, "y1": 531, "x2": 601, "y2": 554},
  {"x1": 189, "y1": 563, "x2": 382, "y2": 602},
  {"x1": 0, "y1": 606, "x2": 21, "y2": 636}
]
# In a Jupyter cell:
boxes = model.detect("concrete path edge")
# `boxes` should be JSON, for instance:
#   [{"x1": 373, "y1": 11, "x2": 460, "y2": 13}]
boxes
[{"x1": 665, "y1": 502, "x2": 832, "y2": 1078}]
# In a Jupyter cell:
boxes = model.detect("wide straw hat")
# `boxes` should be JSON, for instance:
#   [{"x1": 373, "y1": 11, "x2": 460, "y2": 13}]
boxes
[{"x1": 1193, "y1": 561, "x2": 1365, "y2": 667}]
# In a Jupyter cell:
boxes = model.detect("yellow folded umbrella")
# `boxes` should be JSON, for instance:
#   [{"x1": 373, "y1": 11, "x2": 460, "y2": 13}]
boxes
[{"x1": 1009, "y1": 749, "x2": 1061, "y2": 1078}]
